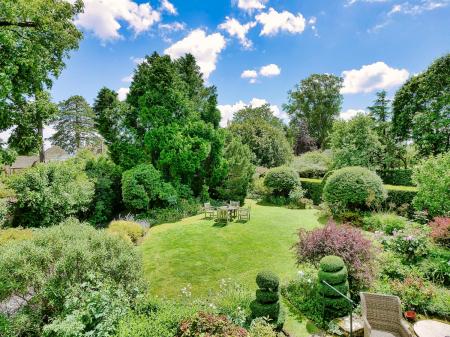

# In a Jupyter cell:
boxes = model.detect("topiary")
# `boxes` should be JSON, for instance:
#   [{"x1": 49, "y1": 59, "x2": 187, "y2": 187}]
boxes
[
  {"x1": 263, "y1": 166, "x2": 301, "y2": 197},
  {"x1": 322, "y1": 166, "x2": 386, "y2": 215},
  {"x1": 318, "y1": 256, "x2": 351, "y2": 319},
  {"x1": 251, "y1": 271, "x2": 284, "y2": 330}
]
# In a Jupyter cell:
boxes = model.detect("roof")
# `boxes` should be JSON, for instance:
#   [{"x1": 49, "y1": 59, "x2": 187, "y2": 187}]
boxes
[{"x1": 6, "y1": 156, "x2": 39, "y2": 169}]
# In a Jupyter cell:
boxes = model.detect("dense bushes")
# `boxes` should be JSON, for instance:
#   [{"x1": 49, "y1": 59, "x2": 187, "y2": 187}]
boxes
[
  {"x1": 122, "y1": 163, "x2": 177, "y2": 212},
  {"x1": 362, "y1": 212, "x2": 407, "y2": 234},
  {"x1": 377, "y1": 168, "x2": 414, "y2": 186},
  {"x1": 295, "y1": 221, "x2": 375, "y2": 291},
  {"x1": 323, "y1": 167, "x2": 386, "y2": 215},
  {"x1": 7, "y1": 162, "x2": 94, "y2": 227},
  {"x1": 107, "y1": 220, "x2": 146, "y2": 244},
  {"x1": 291, "y1": 150, "x2": 332, "y2": 178},
  {"x1": 178, "y1": 312, "x2": 247, "y2": 337},
  {"x1": 0, "y1": 227, "x2": 32, "y2": 245},
  {"x1": 299, "y1": 178, "x2": 322, "y2": 205},
  {"x1": 0, "y1": 218, "x2": 144, "y2": 336},
  {"x1": 263, "y1": 166, "x2": 301, "y2": 197},
  {"x1": 413, "y1": 152, "x2": 450, "y2": 217},
  {"x1": 429, "y1": 217, "x2": 450, "y2": 247}
]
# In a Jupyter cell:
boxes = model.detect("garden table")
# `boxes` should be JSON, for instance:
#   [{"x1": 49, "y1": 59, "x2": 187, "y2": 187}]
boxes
[
  {"x1": 413, "y1": 320, "x2": 450, "y2": 337},
  {"x1": 219, "y1": 206, "x2": 238, "y2": 218}
]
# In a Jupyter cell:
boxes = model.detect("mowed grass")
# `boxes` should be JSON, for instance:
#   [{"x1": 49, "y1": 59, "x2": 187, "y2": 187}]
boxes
[{"x1": 140, "y1": 199, "x2": 322, "y2": 298}]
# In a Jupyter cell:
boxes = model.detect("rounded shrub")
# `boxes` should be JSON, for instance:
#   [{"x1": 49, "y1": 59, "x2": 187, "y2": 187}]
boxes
[
  {"x1": 263, "y1": 166, "x2": 301, "y2": 197},
  {"x1": 318, "y1": 255, "x2": 350, "y2": 319},
  {"x1": 107, "y1": 220, "x2": 145, "y2": 244},
  {"x1": 251, "y1": 271, "x2": 284, "y2": 330},
  {"x1": 323, "y1": 166, "x2": 386, "y2": 214}
]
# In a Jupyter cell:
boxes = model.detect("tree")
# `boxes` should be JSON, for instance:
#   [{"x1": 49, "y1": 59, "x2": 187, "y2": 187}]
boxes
[
  {"x1": 284, "y1": 74, "x2": 343, "y2": 149},
  {"x1": 368, "y1": 91, "x2": 406, "y2": 169},
  {"x1": 229, "y1": 105, "x2": 292, "y2": 168},
  {"x1": 51, "y1": 95, "x2": 100, "y2": 154},
  {"x1": 0, "y1": 0, "x2": 83, "y2": 140},
  {"x1": 329, "y1": 114, "x2": 383, "y2": 170},
  {"x1": 7, "y1": 91, "x2": 58, "y2": 161},
  {"x1": 392, "y1": 54, "x2": 450, "y2": 156},
  {"x1": 290, "y1": 119, "x2": 317, "y2": 155}
]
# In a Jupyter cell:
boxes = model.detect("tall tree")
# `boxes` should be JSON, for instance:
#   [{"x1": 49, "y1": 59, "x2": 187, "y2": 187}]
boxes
[
  {"x1": 290, "y1": 119, "x2": 317, "y2": 155},
  {"x1": 392, "y1": 53, "x2": 450, "y2": 156},
  {"x1": 51, "y1": 95, "x2": 100, "y2": 154},
  {"x1": 0, "y1": 0, "x2": 83, "y2": 160},
  {"x1": 284, "y1": 74, "x2": 343, "y2": 149}
]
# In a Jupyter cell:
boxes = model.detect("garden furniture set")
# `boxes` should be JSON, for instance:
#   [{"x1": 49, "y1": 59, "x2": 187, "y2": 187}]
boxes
[{"x1": 203, "y1": 202, "x2": 251, "y2": 223}]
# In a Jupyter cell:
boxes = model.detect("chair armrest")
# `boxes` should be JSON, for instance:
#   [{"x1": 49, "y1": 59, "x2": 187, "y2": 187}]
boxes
[
  {"x1": 399, "y1": 319, "x2": 416, "y2": 337},
  {"x1": 363, "y1": 317, "x2": 372, "y2": 337}
]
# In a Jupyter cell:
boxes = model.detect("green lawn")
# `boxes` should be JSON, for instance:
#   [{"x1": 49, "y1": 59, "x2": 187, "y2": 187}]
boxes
[{"x1": 139, "y1": 200, "x2": 323, "y2": 336}]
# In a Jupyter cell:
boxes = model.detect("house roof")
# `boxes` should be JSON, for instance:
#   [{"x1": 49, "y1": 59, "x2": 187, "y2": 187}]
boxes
[{"x1": 6, "y1": 156, "x2": 39, "y2": 169}]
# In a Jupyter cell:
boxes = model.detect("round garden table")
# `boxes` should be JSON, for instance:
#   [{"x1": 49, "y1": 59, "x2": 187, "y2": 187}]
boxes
[{"x1": 413, "y1": 320, "x2": 450, "y2": 337}]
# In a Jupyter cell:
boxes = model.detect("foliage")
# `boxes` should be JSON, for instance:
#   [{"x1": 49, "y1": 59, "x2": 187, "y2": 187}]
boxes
[
  {"x1": 295, "y1": 220, "x2": 375, "y2": 291},
  {"x1": 0, "y1": 227, "x2": 32, "y2": 245},
  {"x1": 289, "y1": 119, "x2": 317, "y2": 155},
  {"x1": 323, "y1": 166, "x2": 386, "y2": 215},
  {"x1": 377, "y1": 169, "x2": 413, "y2": 186},
  {"x1": 248, "y1": 318, "x2": 277, "y2": 337},
  {"x1": 428, "y1": 217, "x2": 450, "y2": 247},
  {"x1": 0, "y1": 0, "x2": 82, "y2": 131},
  {"x1": 412, "y1": 152, "x2": 450, "y2": 217},
  {"x1": 392, "y1": 53, "x2": 450, "y2": 156},
  {"x1": 230, "y1": 105, "x2": 292, "y2": 168},
  {"x1": 7, "y1": 161, "x2": 94, "y2": 227},
  {"x1": 329, "y1": 114, "x2": 383, "y2": 170},
  {"x1": 299, "y1": 178, "x2": 322, "y2": 205},
  {"x1": 284, "y1": 74, "x2": 343, "y2": 149},
  {"x1": 107, "y1": 220, "x2": 146, "y2": 244},
  {"x1": 50, "y1": 95, "x2": 100, "y2": 154},
  {"x1": 218, "y1": 134, "x2": 255, "y2": 204},
  {"x1": 146, "y1": 198, "x2": 200, "y2": 225},
  {"x1": 0, "y1": 146, "x2": 16, "y2": 166},
  {"x1": 385, "y1": 187, "x2": 417, "y2": 217},
  {"x1": 318, "y1": 256, "x2": 351, "y2": 319},
  {"x1": 0, "y1": 218, "x2": 144, "y2": 336},
  {"x1": 263, "y1": 166, "x2": 301, "y2": 197},
  {"x1": 292, "y1": 150, "x2": 332, "y2": 178},
  {"x1": 85, "y1": 156, "x2": 123, "y2": 226},
  {"x1": 250, "y1": 271, "x2": 284, "y2": 330},
  {"x1": 419, "y1": 246, "x2": 450, "y2": 286},
  {"x1": 177, "y1": 312, "x2": 248, "y2": 337},
  {"x1": 0, "y1": 199, "x2": 8, "y2": 227},
  {"x1": 390, "y1": 276, "x2": 436, "y2": 312},
  {"x1": 362, "y1": 212, "x2": 407, "y2": 234},
  {"x1": 121, "y1": 163, "x2": 177, "y2": 212}
]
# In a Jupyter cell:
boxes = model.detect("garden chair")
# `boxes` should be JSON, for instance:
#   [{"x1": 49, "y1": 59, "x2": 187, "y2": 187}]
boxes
[
  {"x1": 230, "y1": 201, "x2": 240, "y2": 207},
  {"x1": 216, "y1": 208, "x2": 230, "y2": 224},
  {"x1": 360, "y1": 292, "x2": 415, "y2": 337},
  {"x1": 203, "y1": 202, "x2": 215, "y2": 219},
  {"x1": 238, "y1": 207, "x2": 251, "y2": 221}
]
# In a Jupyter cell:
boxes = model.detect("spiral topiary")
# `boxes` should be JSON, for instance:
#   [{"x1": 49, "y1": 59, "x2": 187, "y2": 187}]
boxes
[
  {"x1": 318, "y1": 256, "x2": 351, "y2": 319},
  {"x1": 251, "y1": 271, "x2": 284, "y2": 330}
]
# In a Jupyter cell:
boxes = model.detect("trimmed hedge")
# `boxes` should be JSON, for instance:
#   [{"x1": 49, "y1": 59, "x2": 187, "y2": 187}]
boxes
[
  {"x1": 320, "y1": 255, "x2": 346, "y2": 272},
  {"x1": 318, "y1": 267, "x2": 348, "y2": 285},
  {"x1": 256, "y1": 270, "x2": 280, "y2": 291},
  {"x1": 256, "y1": 289, "x2": 279, "y2": 304},
  {"x1": 263, "y1": 166, "x2": 300, "y2": 197},
  {"x1": 300, "y1": 178, "x2": 322, "y2": 205},
  {"x1": 377, "y1": 169, "x2": 414, "y2": 186}
]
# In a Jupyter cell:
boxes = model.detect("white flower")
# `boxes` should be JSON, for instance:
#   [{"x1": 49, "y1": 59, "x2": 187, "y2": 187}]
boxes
[{"x1": 298, "y1": 271, "x2": 305, "y2": 277}]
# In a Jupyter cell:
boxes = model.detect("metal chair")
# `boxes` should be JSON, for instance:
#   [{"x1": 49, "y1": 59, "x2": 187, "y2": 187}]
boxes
[
  {"x1": 238, "y1": 207, "x2": 251, "y2": 221},
  {"x1": 203, "y1": 202, "x2": 215, "y2": 219},
  {"x1": 360, "y1": 292, "x2": 415, "y2": 337}
]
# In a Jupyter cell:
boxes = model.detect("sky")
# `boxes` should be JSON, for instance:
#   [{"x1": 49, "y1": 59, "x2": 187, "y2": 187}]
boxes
[{"x1": 22, "y1": 0, "x2": 450, "y2": 134}]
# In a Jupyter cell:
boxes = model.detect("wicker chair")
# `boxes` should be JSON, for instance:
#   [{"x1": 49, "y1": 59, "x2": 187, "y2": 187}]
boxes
[
  {"x1": 360, "y1": 292, "x2": 415, "y2": 337},
  {"x1": 204, "y1": 202, "x2": 215, "y2": 219}
]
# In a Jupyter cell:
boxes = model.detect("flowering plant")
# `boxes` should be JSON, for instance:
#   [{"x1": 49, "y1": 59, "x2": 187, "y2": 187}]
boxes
[{"x1": 383, "y1": 225, "x2": 431, "y2": 262}]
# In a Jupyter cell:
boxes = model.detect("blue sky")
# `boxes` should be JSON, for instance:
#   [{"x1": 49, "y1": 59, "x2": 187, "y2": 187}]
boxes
[{"x1": 51, "y1": 0, "x2": 450, "y2": 126}]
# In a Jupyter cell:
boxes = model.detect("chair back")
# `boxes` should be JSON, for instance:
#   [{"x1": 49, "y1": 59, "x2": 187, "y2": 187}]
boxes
[
  {"x1": 230, "y1": 201, "x2": 240, "y2": 207},
  {"x1": 204, "y1": 202, "x2": 212, "y2": 210},
  {"x1": 216, "y1": 208, "x2": 228, "y2": 220},
  {"x1": 360, "y1": 292, "x2": 402, "y2": 330}
]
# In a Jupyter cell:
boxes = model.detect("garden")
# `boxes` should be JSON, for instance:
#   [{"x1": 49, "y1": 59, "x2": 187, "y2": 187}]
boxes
[{"x1": 1, "y1": 1, "x2": 450, "y2": 336}]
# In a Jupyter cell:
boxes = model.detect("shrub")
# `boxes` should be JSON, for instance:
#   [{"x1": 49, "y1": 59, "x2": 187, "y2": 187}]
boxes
[
  {"x1": 323, "y1": 166, "x2": 386, "y2": 215},
  {"x1": 413, "y1": 152, "x2": 450, "y2": 217},
  {"x1": 300, "y1": 178, "x2": 322, "y2": 205},
  {"x1": 85, "y1": 156, "x2": 123, "y2": 227},
  {"x1": 263, "y1": 166, "x2": 301, "y2": 197},
  {"x1": 0, "y1": 218, "x2": 144, "y2": 336},
  {"x1": 250, "y1": 271, "x2": 284, "y2": 330},
  {"x1": 107, "y1": 220, "x2": 146, "y2": 244},
  {"x1": 384, "y1": 186, "x2": 417, "y2": 217},
  {"x1": 6, "y1": 162, "x2": 94, "y2": 227},
  {"x1": 248, "y1": 318, "x2": 276, "y2": 337},
  {"x1": 177, "y1": 312, "x2": 248, "y2": 337},
  {"x1": 146, "y1": 198, "x2": 201, "y2": 225},
  {"x1": 0, "y1": 198, "x2": 9, "y2": 227},
  {"x1": 428, "y1": 217, "x2": 450, "y2": 247},
  {"x1": 376, "y1": 251, "x2": 411, "y2": 281},
  {"x1": 0, "y1": 228, "x2": 33, "y2": 245},
  {"x1": 295, "y1": 220, "x2": 375, "y2": 291},
  {"x1": 362, "y1": 212, "x2": 407, "y2": 234},
  {"x1": 427, "y1": 286, "x2": 450, "y2": 319},
  {"x1": 291, "y1": 150, "x2": 332, "y2": 178},
  {"x1": 122, "y1": 164, "x2": 177, "y2": 212},
  {"x1": 418, "y1": 246, "x2": 450, "y2": 286},
  {"x1": 390, "y1": 276, "x2": 435, "y2": 312},
  {"x1": 318, "y1": 256, "x2": 351, "y2": 319},
  {"x1": 377, "y1": 168, "x2": 414, "y2": 186}
]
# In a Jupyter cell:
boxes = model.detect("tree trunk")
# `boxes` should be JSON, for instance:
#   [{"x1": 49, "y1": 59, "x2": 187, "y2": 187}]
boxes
[{"x1": 38, "y1": 119, "x2": 45, "y2": 163}]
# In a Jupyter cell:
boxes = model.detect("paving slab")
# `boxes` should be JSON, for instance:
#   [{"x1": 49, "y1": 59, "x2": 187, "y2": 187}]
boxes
[{"x1": 414, "y1": 320, "x2": 450, "y2": 337}]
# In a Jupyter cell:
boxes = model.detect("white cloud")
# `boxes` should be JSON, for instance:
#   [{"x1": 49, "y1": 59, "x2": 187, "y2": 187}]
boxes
[
  {"x1": 164, "y1": 29, "x2": 226, "y2": 79},
  {"x1": 340, "y1": 109, "x2": 366, "y2": 120},
  {"x1": 74, "y1": 0, "x2": 161, "y2": 41},
  {"x1": 121, "y1": 74, "x2": 133, "y2": 83},
  {"x1": 347, "y1": 0, "x2": 389, "y2": 5},
  {"x1": 1, "y1": 126, "x2": 56, "y2": 150},
  {"x1": 117, "y1": 87, "x2": 130, "y2": 101},
  {"x1": 255, "y1": 8, "x2": 306, "y2": 36},
  {"x1": 259, "y1": 63, "x2": 281, "y2": 77},
  {"x1": 130, "y1": 56, "x2": 145, "y2": 64},
  {"x1": 235, "y1": 0, "x2": 269, "y2": 11},
  {"x1": 159, "y1": 21, "x2": 185, "y2": 31},
  {"x1": 388, "y1": 0, "x2": 448, "y2": 16},
  {"x1": 218, "y1": 98, "x2": 286, "y2": 127},
  {"x1": 241, "y1": 70, "x2": 258, "y2": 81},
  {"x1": 341, "y1": 61, "x2": 409, "y2": 94},
  {"x1": 160, "y1": 0, "x2": 177, "y2": 15},
  {"x1": 218, "y1": 17, "x2": 256, "y2": 49}
]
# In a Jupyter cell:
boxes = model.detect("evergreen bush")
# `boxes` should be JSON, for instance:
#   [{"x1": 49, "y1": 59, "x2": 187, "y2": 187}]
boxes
[{"x1": 264, "y1": 166, "x2": 301, "y2": 197}]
